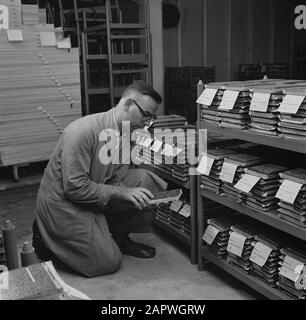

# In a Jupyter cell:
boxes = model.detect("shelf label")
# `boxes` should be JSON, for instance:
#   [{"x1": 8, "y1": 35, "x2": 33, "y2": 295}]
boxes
[
  {"x1": 218, "y1": 90, "x2": 239, "y2": 110},
  {"x1": 279, "y1": 255, "x2": 304, "y2": 282},
  {"x1": 219, "y1": 162, "x2": 238, "y2": 184},
  {"x1": 39, "y1": 31, "x2": 57, "y2": 47},
  {"x1": 227, "y1": 231, "x2": 246, "y2": 257},
  {"x1": 161, "y1": 144, "x2": 174, "y2": 157},
  {"x1": 234, "y1": 174, "x2": 261, "y2": 193},
  {"x1": 250, "y1": 242, "x2": 273, "y2": 267},
  {"x1": 196, "y1": 88, "x2": 218, "y2": 106},
  {"x1": 7, "y1": 29, "x2": 23, "y2": 41},
  {"x1": 197, "y1": 154, "x2": 215, "y2": 176},
  {"x1": 178, "y1": 204, "x2": 191, "y2": 218},
  {"x1": 249, "y1": 92, "x2": 271, "y2": 112},
  {"x1": 57, "y1": 37, "x2": 71, "y2": 49},
  {"x1": 202, "y1": 225, "x2": 219, "y2": 245},
  {"x1": 275, "y1": 179, "x2": 303, "y2": 204},
  {"x1": 278, "y1": 95, "x2": 305, "y2": 114},
  {"x1": 142, "y1": 137, "x2": 153, "y2": 148},
  {"x1": 150, "y1": 140, "x2": 163, "y2": 152},
  {"x1": 170, "y1": 200, "x2": 183, "y2": 212}
]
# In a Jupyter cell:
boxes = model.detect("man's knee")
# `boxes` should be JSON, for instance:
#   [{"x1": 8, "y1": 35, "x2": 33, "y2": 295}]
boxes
[{"x1": 131, "y1": 169, "x2": 153, "y2": 189}]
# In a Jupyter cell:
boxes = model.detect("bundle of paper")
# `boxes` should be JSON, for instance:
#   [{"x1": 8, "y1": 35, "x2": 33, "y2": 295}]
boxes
[
  {"x1": 199, "y1": 148, "x2": 236, "y2": 194},
  {"x1": 249, "y1": 234, "x2": 282, "y2": 287},
  {"x1": 276, "y1": 169, "x2": 306, "y2": 227},
  {"x1": 242, "y1": 164, "x2": 287, "y2": 212},
  {"x1": 278, "y1": 247, "x2": 306, "y2": 299},
  {"x1": 226, "y1": 224, "x2": 257, "y2": 272},
  {"x1": 170, "y1": 202, "x2": 191, "y2": 234},
  {"x1": 203, "y1": 215, "x2": 238, "y2": 258},
  {"x1": 220, "y1": 153, "x2": 264, "y2": 202},
  {"x1": 148, "y1": 115, "x2": 187, "y2": 132},
  {"x1": 155, "y1": 203, "x2": 171, "y2": 224},
  {"x1": 278, "y1": 86, "x2": 306, "y2": 141},
  {"x1": 0, "y1": 16, "x2": 81, "y2": 167}
]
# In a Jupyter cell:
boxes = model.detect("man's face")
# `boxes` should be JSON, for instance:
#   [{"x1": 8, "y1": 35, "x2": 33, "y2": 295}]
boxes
[{"x1": 127, "y1": 94, "x2": 159, "y2": 130}]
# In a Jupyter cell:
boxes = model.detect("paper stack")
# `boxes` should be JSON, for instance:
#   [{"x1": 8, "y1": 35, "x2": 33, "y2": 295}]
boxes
[
  {"x1": 249, "y1": 234, "x2": 282, "y2": 287},
  {"x1": 278, "y1": 247, "x2": 306, "y2": 299},
  {"x1": 226, "y1": 224, "x2": 257, "y2": 272},
  {"x1": 242, "y1": 164, "x2": 287, "y2": 212},
  {"x1": 148, "y1": 115, "x2": 187, "y2": 132},
  {"x1": 21, "y1": 4, "x2": 39, "y2": 25},
  {"x1": 155, "y1": 202, "x2": 171, "y2": 225},
  {"x1": 278, "y1": 87, "x2": 306, "y2": 141},
  {"x1": 199, "y1": 148, "x2": 236, "y2": 194},
  {"x1": 203, "y1": 215, "x2": 238, "y2": 259},
  {"x1": 0, "y1": 3, "x2": 82, "y2": 167},
  {"x1": 170, "y1": 201, "x2": 191, "y2": 235},
  {"x1": 221, "y1": 153, "x2": 264, "y2": 202},
  {"x1": 276, "y1": 169, "x2": 306, "y2": 228}
]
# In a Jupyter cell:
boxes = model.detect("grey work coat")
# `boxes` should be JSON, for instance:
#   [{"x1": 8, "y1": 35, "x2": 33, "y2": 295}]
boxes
[{"x1": 35, "y1": 108, "x2": 166, "y2": 277}]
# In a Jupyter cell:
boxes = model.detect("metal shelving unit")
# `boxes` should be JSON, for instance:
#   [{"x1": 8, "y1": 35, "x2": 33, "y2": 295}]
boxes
[{"x1": 196, "y1": 82, "x2": 306, "y2": 300}]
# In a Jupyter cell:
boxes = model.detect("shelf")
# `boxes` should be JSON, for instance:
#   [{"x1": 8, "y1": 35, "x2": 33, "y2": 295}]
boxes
[
  {"x1": 201, "y1": 124, "x2": 306, "y2": 154},
  {"x1": 111, "y1": 35, "x2": 147, "y2": 40},
  {"x1": 112, "y1": 54, "x2": 147, "y2": 64},
  {"x1": 200, "y1": 189, "x2": 306, "y2": 241},
  {"x1": 86, "y1": 54, "x2": 108, "y2": 60},
  {"x1": 152, "y1": 217, "x2": 190, "y2": 246},
  {"x1": 88, "y1": 86, "x2": 125, "y2": 96},
  {"x1": 112, "y1": 68, "x2": 148, "y2": 75},
  {"x1": 140, "y1": 164, "x2": 190, "y2": 189},
  {"x1": 110, "y1": 23, "x2": 146, "y2": 30},
  {"x1": 201, "y1": 246, "x2": 292, "y2": 300}
]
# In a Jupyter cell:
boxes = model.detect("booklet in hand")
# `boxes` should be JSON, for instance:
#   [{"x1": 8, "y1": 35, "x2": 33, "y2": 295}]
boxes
[{"x1": 150, "y1": 189, "x2": 183, "y2": 205}]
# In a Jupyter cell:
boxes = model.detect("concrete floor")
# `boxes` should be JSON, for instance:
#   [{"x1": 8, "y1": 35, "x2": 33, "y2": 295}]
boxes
[
  {"x1": 56, "y1": 230, "x2": 260, "y2": 300},
  {"x1": 0, "y1": 176, "x2": 261, "y2": 300}
]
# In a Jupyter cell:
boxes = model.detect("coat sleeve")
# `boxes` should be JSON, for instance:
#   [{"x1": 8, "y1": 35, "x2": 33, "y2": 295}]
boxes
[{"x1": 61, "y1": 124, "x2": 114, "y2": 207}]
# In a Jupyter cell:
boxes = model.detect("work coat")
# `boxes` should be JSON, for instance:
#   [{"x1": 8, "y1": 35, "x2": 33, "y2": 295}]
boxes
[{"x1": 35, "y1": 108, "x2": 166, "y2": 277}]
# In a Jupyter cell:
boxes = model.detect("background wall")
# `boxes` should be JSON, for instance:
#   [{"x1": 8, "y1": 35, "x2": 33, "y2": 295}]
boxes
[{"x1": 162, "y1": 0, "x2": 293, "y2": 82}]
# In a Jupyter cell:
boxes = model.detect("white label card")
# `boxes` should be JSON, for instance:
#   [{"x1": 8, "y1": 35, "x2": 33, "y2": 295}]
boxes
[
  {"x1": 7, "y1": 29, "x2": 23, "y2": 41},
  {"x1": 161, "y1": 144, "x2": 174, "y2": 157},
  {"x1": 218, "y1": 90, "x2": 239, "y2": 110},
  {"x1": 170, "y1": 200, "x2": 183, "y2": 212},
  {"x1": 178, "y1": 204, "x2": 191, "y2": 218},
  {"x1": 142, "y1": 137, "x2": 153, "y2": 148},
  {"x1": 250, "y1": 242, "x2": 273, "y2": 267},
  {"x1": 40, "y1": 31, "x2": 57, "y2": 46},
  {"x1": 275, "y1": 179, "x2": 303, "y2": 204},
  {"x1": 234, "y1": 174, "x2": 261, "y2": 193},
  {"x1": 227, "y1": 232, "x2": 246, "y2": 257},
  {"x1": 196, "y1": 155, "x2": 215, "y2": 176},
  {"x1": 202, "y1": 225, "x2": 219, "y2": 245},
  {"x1": 150, "y1": 140, "x2": 163, "y2": 152},
  {"x1": 278, "y1": 95, "x2": 305, "y2": 114},
  {"x1": 219, "y1": 162, "x2": 238, "y2": 184},
  {"x1": 279, "y1": 255, "x2": 304, "y2": 282},
  {"x1": 196, "y1": 88, "x2": 218, "y2": 106},
  {"x1": 249, "y1": 92, "x2": 271, "y2": 112},
  {"x1": 57, "y1": 37, "x2": 71, "y2": 49}
]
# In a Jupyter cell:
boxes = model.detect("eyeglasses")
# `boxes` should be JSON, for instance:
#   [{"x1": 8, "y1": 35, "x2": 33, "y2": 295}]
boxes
[{"x1": 132, "y1": 99, "x2": 156, "y2": 121}]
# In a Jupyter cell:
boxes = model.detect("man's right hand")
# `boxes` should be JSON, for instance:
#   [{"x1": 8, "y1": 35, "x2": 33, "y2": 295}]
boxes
[{"x1": 115, "y1": 186, "x2": 154, "y2": 210}]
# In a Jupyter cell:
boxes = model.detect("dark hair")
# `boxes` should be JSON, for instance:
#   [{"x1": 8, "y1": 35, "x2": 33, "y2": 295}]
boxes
[{"x1": 123, "y1": 80, "x2": 162, "y2": 104}]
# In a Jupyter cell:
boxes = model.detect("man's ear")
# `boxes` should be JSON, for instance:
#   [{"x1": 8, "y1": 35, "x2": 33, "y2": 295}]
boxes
[{"x1": 124, "y1": 99, "x2": 134, "y2": 108}]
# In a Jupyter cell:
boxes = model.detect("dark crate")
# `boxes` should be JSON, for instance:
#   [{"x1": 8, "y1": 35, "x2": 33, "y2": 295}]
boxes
[{"x1": 239, "y1": 63, "x2": 289, "y2": 81}]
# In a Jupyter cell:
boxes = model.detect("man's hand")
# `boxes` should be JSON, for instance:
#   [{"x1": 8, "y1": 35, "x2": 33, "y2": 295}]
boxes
[{"x1": 115, "y1": 186, "x2": 154, "y2": 210}]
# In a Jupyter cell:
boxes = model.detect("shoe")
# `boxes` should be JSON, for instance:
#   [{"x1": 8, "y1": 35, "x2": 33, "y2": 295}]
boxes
[{"x1": 118, "y1": 237, "x2": 156, "y2": 258}]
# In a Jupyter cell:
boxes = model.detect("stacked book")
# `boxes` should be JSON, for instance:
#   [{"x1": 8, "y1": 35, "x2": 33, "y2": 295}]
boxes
[
  {"x1": 155, "y1": 203, "x2": 171, "y2": 224},
  {"x1": 278, "y1": 87, "x2": 306, "y2": 142},
  {"x1": 199, "y1": 148, "x2": 236, "y2": 194},
  {"x1": 148, "y1": 115, "x2": 187, "y2": 132},
  {"x1": 249, "y1": 234, "x2": 282, "y2": 288},
  {"x1": 226, "y1": 223, "x2": 257, "y2": 272},
  {"x1": 279, "y1": 247, "x2": 306, "y2": 299},
  {"x1": 276, "y1": 169, "x2": 306, "y2": 228},
  {"x1": 242, "y1": 164, "x2": 287, "y2": 212},
  {"x1": 202, "y1": 215, "x2": 238, "y2": 259},
  {"x1": 221, "y1": 153, "x2": 264, "y2": 202}
]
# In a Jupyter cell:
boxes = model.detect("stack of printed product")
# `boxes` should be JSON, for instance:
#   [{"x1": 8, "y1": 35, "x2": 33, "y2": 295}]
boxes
[
  {"x1": 278, "y1": 247, "x2": 306, "y2": 299},
  {"x1": 242, "y1": 164, "x2": 287, "y2": 212},
  {"x1": 226, "y1": 223, "x2": 257, "y2": 272},
  {"x1": 249, "y1": 234, "x2": 282, "y2": 287},
  {"x1": 276, "y1": 169, "x2": 306, "y2": 228},
  {"x1": 221, "y1": 153, "x2": 264, "y2": 202}
]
